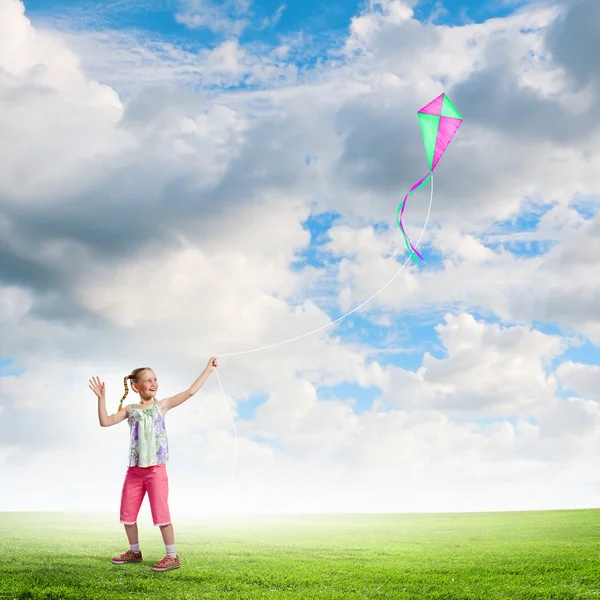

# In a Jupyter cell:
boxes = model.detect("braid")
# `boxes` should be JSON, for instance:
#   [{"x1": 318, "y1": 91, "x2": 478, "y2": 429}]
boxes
[{"x1": 119, "y1": 375, "x2": 132, "y2": 412}]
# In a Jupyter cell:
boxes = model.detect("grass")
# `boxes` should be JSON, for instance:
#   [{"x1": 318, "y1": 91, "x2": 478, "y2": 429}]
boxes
[{"x1": 1, "y1": 509, "x2": 600, "y2": 599}]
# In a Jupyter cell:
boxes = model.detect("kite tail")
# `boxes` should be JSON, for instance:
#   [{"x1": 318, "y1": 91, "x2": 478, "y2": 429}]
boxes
[{"x1": 396, "y1": 171, "x2": 432, "y2": 260}]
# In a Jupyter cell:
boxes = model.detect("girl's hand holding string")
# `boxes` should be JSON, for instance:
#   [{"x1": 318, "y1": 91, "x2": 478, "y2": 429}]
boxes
[{"x1": 206, "y1": 357, "x2": 218, "y2": 372}]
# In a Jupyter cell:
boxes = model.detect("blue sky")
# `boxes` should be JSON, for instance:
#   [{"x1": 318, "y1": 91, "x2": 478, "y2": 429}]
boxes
[{"x1": 25, "y1": 0, "x2": 535, "y2": 45}]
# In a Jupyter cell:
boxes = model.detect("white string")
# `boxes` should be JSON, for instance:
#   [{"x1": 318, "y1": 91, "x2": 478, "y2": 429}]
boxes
[
  {"x1": 214, "y1": 368, "x2": 237, "y2": 489},
  {"x1": 214, "y1": 174, "x2": 435, "y2": 486},
  {"x1": 216, "y1": 174, "x2": 435, "y2": 359}
]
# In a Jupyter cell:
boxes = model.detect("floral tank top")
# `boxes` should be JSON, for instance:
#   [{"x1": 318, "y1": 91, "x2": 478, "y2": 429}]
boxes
[{"x1": 127, "y1": 400, "x2": 169, "y2": 467}]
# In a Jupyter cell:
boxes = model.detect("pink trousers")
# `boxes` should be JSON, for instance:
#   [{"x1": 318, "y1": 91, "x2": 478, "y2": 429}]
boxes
[{"x1": 119, "y1": 464, "x2": 171, "y2": 527}]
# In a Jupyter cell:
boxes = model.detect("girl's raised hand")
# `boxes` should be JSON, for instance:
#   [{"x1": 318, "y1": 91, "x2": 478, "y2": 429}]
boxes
[
  {"x1": 206, "y1": 357, "x2": 218, "y2": 372},
  {"x1": 88, "y1": 376, "x2": 106, "y2": 399}
]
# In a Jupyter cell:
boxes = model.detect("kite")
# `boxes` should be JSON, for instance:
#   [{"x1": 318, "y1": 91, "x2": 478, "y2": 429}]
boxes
[{"x1": 397, "y1": 93, "x2": 463, "y2": 260}]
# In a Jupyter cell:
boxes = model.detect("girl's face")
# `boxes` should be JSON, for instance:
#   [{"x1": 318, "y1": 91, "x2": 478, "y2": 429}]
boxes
[{"x1": 134, "y1": 370, "x2": 158, "y2": 400}]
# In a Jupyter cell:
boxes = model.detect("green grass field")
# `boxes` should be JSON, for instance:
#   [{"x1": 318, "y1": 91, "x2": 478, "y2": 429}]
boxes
[{"x1": 1, "y1": 509, "x2": 600, "y2": 599}]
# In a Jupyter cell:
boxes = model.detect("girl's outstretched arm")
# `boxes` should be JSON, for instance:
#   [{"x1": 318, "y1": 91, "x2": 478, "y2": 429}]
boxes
[{"x1": 164, "y1": 357, "x2": 218, "y2": 411}]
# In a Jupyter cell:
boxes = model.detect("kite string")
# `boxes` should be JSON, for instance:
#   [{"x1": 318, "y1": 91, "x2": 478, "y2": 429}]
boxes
[
  {"x1": 215, "y1": 173, "x2": 435, "y2": 359},
  {"x1": 214, "y1": 174, "x2": 435, "y2": 487},
  {"x1": 214, "y1": 367, "x2": 237, "y2": 488}
]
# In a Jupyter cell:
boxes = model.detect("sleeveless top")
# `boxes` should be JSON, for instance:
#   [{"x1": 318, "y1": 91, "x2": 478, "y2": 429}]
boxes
[{"x1": 127, "y1": 400, "x2": 169, "y2": 467}]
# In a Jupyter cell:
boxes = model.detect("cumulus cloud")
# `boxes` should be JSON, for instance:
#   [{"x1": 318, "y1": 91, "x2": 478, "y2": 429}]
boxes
[{"x1": 545, "y1": 0, "x2": 600, "y2": 92}]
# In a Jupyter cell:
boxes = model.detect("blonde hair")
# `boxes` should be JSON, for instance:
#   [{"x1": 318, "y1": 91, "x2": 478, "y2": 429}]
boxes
[{"x1": 118, "y1": 367, "x2": 152, "y2": 412}]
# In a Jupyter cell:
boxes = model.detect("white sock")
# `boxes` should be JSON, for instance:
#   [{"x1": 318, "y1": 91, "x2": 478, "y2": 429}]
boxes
[
  {"x1": 165, "y1": 543, "x2": 176, "y2": 558},
  {"x1": 130, "y1": 543, "x2": 140, "y2": 553}
]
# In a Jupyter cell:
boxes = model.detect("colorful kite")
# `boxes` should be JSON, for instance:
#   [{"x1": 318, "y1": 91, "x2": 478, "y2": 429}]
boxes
[{"x1": 397, "y1": 93, "x2": 463, "y2": 260}]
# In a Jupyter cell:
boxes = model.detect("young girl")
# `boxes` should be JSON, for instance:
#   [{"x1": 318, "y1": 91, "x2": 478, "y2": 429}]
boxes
[{"x1": 89, "y1": 357, "x2": 218, "y2": 572}]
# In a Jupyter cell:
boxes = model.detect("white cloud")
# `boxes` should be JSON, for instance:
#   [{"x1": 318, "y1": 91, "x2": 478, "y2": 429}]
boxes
[
  {"x1": 175, "y1": 0, "x2": 251, "y2": 36},
  {"x1": 420, "y1": 313, "x2": 563, "y2": 416},
  {"x1": 259, "y1": 4, "x2": 285, "y2": 30},
  {"x1": 0, "y1": 0, "x2": 128, "y2": 198},
  {"x1": 556, "y1": 361, "x2": 600, "y2": 399}
]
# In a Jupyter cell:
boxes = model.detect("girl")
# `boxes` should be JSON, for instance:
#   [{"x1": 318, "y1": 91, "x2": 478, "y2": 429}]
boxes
[{"x1": 89, "y1": 357, "x2": 218, "y2": 572}]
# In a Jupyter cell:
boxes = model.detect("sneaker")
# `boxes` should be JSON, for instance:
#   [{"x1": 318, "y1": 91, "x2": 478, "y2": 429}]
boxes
[
  {"x1": 151, "y1": 555, "x2": 181, "y2": 571},
  {"x1": 111, "y1": 550, "x2": 143, "y2": 564}
]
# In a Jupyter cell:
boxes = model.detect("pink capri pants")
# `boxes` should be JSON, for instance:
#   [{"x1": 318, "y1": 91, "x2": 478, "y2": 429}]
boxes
[{"x1": 119, "y1": 464, "x2": 171, "y2": 527}]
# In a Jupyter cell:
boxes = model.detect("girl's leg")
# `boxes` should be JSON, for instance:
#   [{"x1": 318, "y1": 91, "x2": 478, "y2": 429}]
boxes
[
  {"x1": 146, "y1": 465, "x2": 176, "y2": 557},
  {"x1": 124, "y1": 523, "x2": 139, "y2": 545},
  {"x1": 159, "y1": 523, "x2": 175, "y2": 546},
  {"x1": 119, "y1": 467, "x2": 145, "y2": 551},
  {"x1": 159, "y1": 523, "x2": 176, "y2": 559}
]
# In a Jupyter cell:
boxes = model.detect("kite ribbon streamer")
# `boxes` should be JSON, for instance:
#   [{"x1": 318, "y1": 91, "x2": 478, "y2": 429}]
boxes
[{"x1": 397, "y1": 171, "x2": 432, "y2": 261}]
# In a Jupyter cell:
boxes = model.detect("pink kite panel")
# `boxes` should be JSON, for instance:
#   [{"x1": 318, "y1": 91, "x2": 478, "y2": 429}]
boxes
[
  {"x1": 418, "y1": 93, "x2": 444, "y2": 116},
  {"x1": 431, "y1": 117, "x2": 462, "y2": 172}
]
